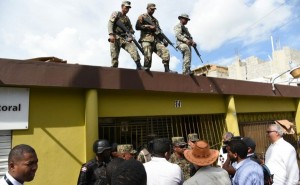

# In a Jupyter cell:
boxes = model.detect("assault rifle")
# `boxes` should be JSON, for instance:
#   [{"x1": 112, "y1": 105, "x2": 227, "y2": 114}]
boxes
[
  {"x1": 111, "y1": 20, "x2": 144, "y2": 55},
  {"x1": 181, "y1": 26, "x2": 203, "y2": 63},
  {"x1": 143, "y1": 17, "x2": 178, "y2": 51}
]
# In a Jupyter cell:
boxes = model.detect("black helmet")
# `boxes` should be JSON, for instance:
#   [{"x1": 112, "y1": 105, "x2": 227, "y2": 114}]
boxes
[{"x1": 93, "y1": 139, "x2": 111, "y2": 154}]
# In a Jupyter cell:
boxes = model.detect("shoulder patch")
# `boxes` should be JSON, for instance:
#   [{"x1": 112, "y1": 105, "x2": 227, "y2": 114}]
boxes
[{"x1": 110, "y1": 11, "x2": 120, "y2": 22}]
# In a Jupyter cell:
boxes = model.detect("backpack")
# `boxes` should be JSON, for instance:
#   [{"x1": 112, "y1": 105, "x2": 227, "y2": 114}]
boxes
[
  {"x1": 249, "y1": 155, "x2": 273, "y2": 185},
  {"x1": 261, "y1": 163, "x2": 274, "y2": 185}
]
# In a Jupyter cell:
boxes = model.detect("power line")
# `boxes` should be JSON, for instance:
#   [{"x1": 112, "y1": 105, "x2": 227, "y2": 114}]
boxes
[{"x1": 234, "y1": 1, "x2": 288, "y2": 41}]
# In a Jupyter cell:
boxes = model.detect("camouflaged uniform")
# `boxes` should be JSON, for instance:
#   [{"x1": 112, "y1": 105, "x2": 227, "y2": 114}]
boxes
[
  {"x1": 117, "y1": 144, "x2": 137, "y2": 154},
  {"x1": 169, "y1": 152, "x2": 191, "y2": 180},
  {"x1": 136, "y1": 12, "x2": 170, "y2": 70},
  {"x1": 174, "y1": 20, "x2": 192, "y2": 74},
  {"x1": 188, "y1": 133, "x2": 199, "y2": 142},
  {"x1": 77, "y1": 158, "x2": 109, "y2": 185},
  {"x1": 169, "y1": 137, "x2": 191, "y2": 180},
  {"x1": 108, "y1": 10, "x2": 140, "y2": 67}
]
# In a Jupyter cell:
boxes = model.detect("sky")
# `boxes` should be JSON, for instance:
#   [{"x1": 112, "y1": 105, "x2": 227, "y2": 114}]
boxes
[{"x1": 0, "y1": 0, "x2": 299, "y2": 73}]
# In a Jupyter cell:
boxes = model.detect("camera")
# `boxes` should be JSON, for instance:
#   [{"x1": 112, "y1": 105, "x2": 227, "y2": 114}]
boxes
[{"x1": 222, "y1": 136, "x2": 242, "y2": 153}]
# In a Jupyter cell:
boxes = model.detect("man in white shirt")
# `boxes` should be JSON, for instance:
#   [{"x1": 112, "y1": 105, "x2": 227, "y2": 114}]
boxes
[
  {"x1": 265, "y1": 123, "x2": 299, "y2": 185},
  {"x1": 143, "y1": 138, "x2": 183, "y2": 185},
  {"x1": 0, "y1": 144, "x2": 38, "y2": 185}
]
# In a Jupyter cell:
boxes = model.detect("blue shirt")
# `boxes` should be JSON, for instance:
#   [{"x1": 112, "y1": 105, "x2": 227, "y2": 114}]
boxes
[{"x1": 232, "y1": 158, "x2": 264, "y2": 185}]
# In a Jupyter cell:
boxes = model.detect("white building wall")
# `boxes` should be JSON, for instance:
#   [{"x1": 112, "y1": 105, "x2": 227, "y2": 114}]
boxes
[{"x1": 228, "y1": 47, "x2": 300, "y2": 84}]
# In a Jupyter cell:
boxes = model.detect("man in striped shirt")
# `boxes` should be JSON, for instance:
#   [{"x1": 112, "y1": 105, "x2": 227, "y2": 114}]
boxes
[{"x1": 227, "y1": 139, "x2": 264, "y2": 185}]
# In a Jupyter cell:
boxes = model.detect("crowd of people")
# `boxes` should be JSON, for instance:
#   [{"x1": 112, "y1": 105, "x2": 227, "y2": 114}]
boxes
[
  {"x1": 76, "y1": 123, "x2": 299, "y2": 185},
  {"x1": 108, "y1": 1, "x2": 198, "y2": 75},
  {"x1": 1, "y1": 123, "x2": 299, "y2": 185}
]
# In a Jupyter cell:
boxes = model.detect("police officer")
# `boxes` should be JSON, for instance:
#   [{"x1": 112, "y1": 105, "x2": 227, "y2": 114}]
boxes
[
  {"x1": 136, "y1": 3, "x2": 176, "y2": 73},
  {"x1": 108, "y1": 1, "x2": 142, "y2": 69},
  {"x1": 169, "y1": 137, "x2": 191, "y2": 181},
  {"x1": 174, "y1": 13, "x2": 195, "y2": 75},
  {"x1": 77, "y1": 139, "x2": 111, "y2": 185}
]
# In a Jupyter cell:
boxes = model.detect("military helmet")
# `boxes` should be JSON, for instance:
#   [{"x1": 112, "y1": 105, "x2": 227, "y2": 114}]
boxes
[{"x1": 93, "y1": 139, "x2": 111, "y2": 154}]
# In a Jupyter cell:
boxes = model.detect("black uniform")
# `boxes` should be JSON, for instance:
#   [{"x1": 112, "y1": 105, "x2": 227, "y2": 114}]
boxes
[{"x1": 77, "y1": 158, "x2": 109, "y2": 185}]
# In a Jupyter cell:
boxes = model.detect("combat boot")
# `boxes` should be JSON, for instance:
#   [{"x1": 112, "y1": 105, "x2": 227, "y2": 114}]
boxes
[
  {"x1": 183, "y1": 68, "x2": 194, "y2": 75},
  {"x1": 164, "y1": 64, "x2": 177, "y2": 73},
  {"x1": 111, "y1": 62, "x2": 118, "y2": 68},
  {"x1": 143, "y1": 62, "x2": 151, "y2": 72},
  {"x1": 136, "y1": 60, "x2": 142, "y2": 70},
  {"x1": 143, "y1": 66, "x2": 150, "y2": 72}
]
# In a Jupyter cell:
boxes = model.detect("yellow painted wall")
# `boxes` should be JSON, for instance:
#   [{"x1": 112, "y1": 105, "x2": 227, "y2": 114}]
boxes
[
  {"x1": 12, "y1": 88, "x2": 86, "y2": 185},
  {"x1": 98, "y1": 90, "x2": 226, "y2": 117},
  {"x1": 234, "y1": 96, "x2": 297, "y2": 113},
  {"x1": 225, "y1": 96, "x2": 240, "y2": 136},
  {"x1": 85, "y1": 89, "x2": 99, "y2": 160},
  {"x1": 9, "y1": 86, "x2": 299, "y2": 185}
]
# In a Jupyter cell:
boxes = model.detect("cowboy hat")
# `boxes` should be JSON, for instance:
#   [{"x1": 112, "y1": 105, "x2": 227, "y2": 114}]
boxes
[{"x1": 184, "y1": 140, "x2": 219, "y2": 166}]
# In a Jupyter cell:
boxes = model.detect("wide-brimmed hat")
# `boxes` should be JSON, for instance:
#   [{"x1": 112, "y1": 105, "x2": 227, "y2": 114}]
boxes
[
  {"x1": 172, "y1": 137, "x2": 187, "y2": 146},
  {"x1": 188, "y1": 133, "x2": 199, "y2": 142},
  {"x1": 117, "y1": 144, "x2": 137, "y2": 154},
  {"x1": 178, "y1": 14, "x2": 190, "y2": 21},
  {"x1": 122, "y1": 1, "x2": 131, "y2": 8},
  {"x1": 184, "y1": 140, "x2": 219, "y2": 166}
]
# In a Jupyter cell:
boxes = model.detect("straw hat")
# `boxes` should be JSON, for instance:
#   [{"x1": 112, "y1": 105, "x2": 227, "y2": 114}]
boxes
[{"x1": 184, "y1": 140, "x2": 219, "y2": 166}]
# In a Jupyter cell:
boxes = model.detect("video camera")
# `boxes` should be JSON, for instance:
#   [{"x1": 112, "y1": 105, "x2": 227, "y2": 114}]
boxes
[{"x1": 222, "y1": 136, "x2": 242, "y2": 153}]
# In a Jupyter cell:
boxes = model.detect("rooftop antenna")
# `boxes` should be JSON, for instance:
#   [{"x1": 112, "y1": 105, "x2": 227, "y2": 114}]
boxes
[{"x1": 270, "y1": 36, "x2": 275, "y2": 53}]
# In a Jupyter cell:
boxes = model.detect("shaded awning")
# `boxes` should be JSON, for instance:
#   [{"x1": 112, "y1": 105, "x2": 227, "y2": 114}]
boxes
[{"x1": 275, "y1": 120, "x2": 295, "y2": 134}]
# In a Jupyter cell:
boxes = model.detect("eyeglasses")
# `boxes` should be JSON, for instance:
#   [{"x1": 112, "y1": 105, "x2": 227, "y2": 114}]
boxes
[{"x1": 266, "y1": 131, "x2": 277, "y2": 134}]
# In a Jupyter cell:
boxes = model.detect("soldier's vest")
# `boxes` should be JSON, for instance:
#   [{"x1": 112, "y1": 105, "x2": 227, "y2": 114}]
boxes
[
  {"x1": 169, "y1": 153, "x2": 191, "y2": 180},
  {"x1": 113, "y1": 11, "x2": 132, "y2": 37},
  {"x1": 139, "y1": 14, "x2": 159, "y2": 42}
]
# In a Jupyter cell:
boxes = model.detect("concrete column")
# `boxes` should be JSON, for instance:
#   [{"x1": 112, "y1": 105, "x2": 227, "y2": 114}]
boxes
[
  {"x1": 85, "y1": 89, "x2": 98, "y2": 161},
  {"x1": 225, "y1": 95, "x2": 240, "y2": 136},
  {"x1": 295, "y1": 99, "x2": 300, "y2": 135}
]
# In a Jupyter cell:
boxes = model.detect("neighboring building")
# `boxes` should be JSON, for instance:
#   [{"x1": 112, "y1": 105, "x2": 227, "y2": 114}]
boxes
[
  {"x1": 0, "y1": 58, "x2": 300, "y2": 184},
  {"x1": 228, "y1": 57, "x2": 272, "y2": 82},
  {"x1": 193, "y1": 64, "x2": 229, "y2": 78},
  {"x1": 228, "y1": 47, "x2": 300, "y2": 85},
  {"x1": 193, "y1": 47, "x2": 300, "y2": 86}
]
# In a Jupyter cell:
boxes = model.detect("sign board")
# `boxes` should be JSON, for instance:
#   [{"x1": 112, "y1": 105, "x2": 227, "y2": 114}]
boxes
[{"x1": 0, "y1": 87, "x2": 30, "y2": 130}]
